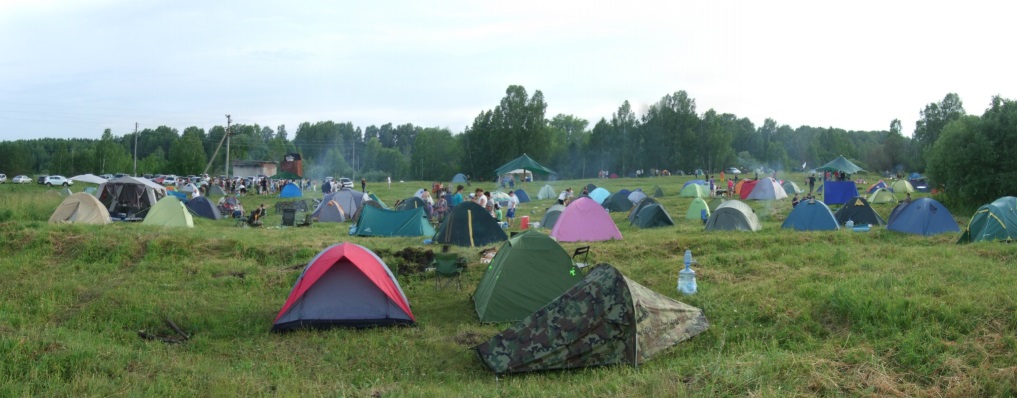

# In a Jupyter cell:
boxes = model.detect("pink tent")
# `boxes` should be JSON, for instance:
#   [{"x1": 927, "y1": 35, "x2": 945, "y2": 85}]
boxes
[{"x1": 550, "y1": 197, "x2": 623, "y2": 242}]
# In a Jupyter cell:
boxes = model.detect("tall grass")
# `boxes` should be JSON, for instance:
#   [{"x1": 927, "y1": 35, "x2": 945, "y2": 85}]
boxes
[{"x1": 1, "y1": 176, "x2": 1016, "y2": 396}]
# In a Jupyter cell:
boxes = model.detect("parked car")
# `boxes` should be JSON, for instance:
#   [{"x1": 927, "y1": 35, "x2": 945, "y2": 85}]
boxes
[
  {"x1": 0, "y1": 174, "x2": 6, "y2": 183},
  {"x1": 726, "y1": 167, "x2": 742, "y2": 174},
  {"x1": 100, "y1": 174, "x2": 114, "y2": 180},
  {"x1": 12, "y1": 175, "x2": 31, "y2": 184},
  {"x1": 338, "y1": 177, "x2": 354, "y2": 189},
  {"x1": 43, "y1": 175, "x2": 73, "y2": 186},
  {"x1": 162, "y1": 176, "x2": 177, "y2": 185},
  {"x1": 114, "y1": 173, "x2": 127, "y2": 178}
]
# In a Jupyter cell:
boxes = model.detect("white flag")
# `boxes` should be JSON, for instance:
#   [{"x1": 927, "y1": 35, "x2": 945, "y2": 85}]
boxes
[{"x1": 802, "y1": 162, "x2": 806, "y2": 169}]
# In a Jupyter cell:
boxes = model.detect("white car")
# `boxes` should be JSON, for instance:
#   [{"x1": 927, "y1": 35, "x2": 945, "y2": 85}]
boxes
[
  {"x1": 162, "y1": 176, "x2": 177, "y2": 185},
  {"x1": 12, "y1": 175, "x2": 32, "y2": 184},
  {"x1": 0, "y1": 174, "x2": 5, "y2": 183},
  {"x1": 44, "y1": 175, "x2": 73, "y2": 186},
  {"x1": 726, "y1": 167, "x2": 742, "y2": 174},
  {"x1": 338, "y1": 177, "x2": 354, "y2": 189}
]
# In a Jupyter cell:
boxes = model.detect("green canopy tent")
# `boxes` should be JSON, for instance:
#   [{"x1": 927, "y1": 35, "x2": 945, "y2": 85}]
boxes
[
  {"x1": 473, "y1": 230, "x2": 583, "y2": 323},
  {"x1": 815, "y1": 155, "x2": 865, "y2": 174},
  {"x1": 475, "y1": 264, "x2": 709, "y2": 374},
  {"x1": 270, "y1": 170, "x2": 302, "y2": 180},
  {"x1": 494, "y1": 154, "x2": 556, "y2": 178}
]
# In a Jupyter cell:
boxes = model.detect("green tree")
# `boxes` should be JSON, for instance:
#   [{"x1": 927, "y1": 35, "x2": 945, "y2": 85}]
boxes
[
  {"x1": 168, "y1": 134, "x2": 208, "y2": 176},
  {"x1": 914, "y1": 93, "x2": 965, "y2": 169}
]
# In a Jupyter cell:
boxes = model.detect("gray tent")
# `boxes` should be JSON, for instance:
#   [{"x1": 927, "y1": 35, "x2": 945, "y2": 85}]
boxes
[
  {"x1": 316, "y1": 200, "x2": 347, "y2": 222},
  {"x1": 208, "y1": 184, "x2": 227, "y2": 196},
  {"x1": 537, "y1": 185, "x2": 557, "y2": 200},
  {"x1": 314, "y1": 188, "x2": 363, "y2": 219},
  {"x1": 705, "y1": 200, "x2": 761, "y2": 231},
  {"x1": 540, "y1": 204, "x2": 566, "y2": 230}
]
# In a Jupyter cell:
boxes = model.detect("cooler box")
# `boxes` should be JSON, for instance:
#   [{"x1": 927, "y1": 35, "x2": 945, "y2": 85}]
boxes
[{"x1": 520, "y1": 216, "x2": 530, "y2": 229}]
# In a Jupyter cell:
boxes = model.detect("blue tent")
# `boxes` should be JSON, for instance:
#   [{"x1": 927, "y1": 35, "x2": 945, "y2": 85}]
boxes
[
  {"x1": 822, "y1": 181, "x2": 857, "y2": 205},
  {"x1": 588, "y1": 187, "x2": 610, "y2": 204},
  {"x1": 617, "y1": 189, "x2": 631, "y2": 197},
  {"x1": 866, "y1": 180, "x2": 887, "y2": 194},
  {"x1": 682, "y1": 180, "x2": 707, "y2": 189},
  {"x1": 166, "y1": 191, "x2": 188, "y2": 202},
  {"x1": 514, "y1": 189, "x2": 530, "y2": 203},
  {"x1": 452, "y1": 173, "x2": 468, "y2": 183},
  {"x1": 887, "y1": 198, "x2": 960, "y2": 236},
  {"x1": 279, "y1": 182, "x2": 303, "y2": 198},
  {"x1": 781, "y1": 200, "x2": 839, "y2": 231}
]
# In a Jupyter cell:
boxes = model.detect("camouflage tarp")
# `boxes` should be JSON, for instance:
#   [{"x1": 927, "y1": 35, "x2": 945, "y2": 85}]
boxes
[{"x1": 474, "y1": 264, "x2": 708, "y2": 374}]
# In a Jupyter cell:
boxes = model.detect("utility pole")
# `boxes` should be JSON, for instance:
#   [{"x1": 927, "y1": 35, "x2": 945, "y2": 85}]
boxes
[
  {"x1": 225, "y1": 114, "x2": 232, "y2": 179},
  {"x1": 133, "y1": 122, "x2": 138, "y2": 176}
]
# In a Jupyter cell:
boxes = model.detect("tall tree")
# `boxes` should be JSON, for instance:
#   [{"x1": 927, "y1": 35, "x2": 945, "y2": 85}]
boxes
[{"x1": 914, "y1": 93, "x2": 965, "y2": 169}]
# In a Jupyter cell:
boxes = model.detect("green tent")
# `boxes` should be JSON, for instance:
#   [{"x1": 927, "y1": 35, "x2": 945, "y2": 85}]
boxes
[
  {"x1": 603, "y1": 191, "x2": 634, "y2": 212},
  {"x1": 269, "y1": 170, "x2": 302, "y2": 179},
  {"x1": 354, "y1": 206, "x2": 434, "y2": 237},
  {"x1": 679, "y1": 184, "x2": 709, "y2": 198},
  {"x1": 815, "y1": 155, "x2": 865, "y2": 174},
  {"x1": 494, "y1": 154, "x2": 556, "y2": 176},
  {"x1": 705, "y1": 200, "x2": 761, "y2": 231},
  {"x1": 959, "y1": 196, "x2": 1017, "y2": 243},
  {"x1": 868, "y1": 188, "x2": 897, "y2": 204},
  {"x1": 889, "y1": 179, "x2": 915, "y2": 193},
  {"x1": 473, "y1": 230, "x2": 582, "y2": 323},
  {"x1": 627, "y1": 197, "x2": 659, "y2": 223},
  {"x1": 433, "y1": 201, "x2": 507, "y2": 247},
  {"x1": 686, "y1": 197, "x2": 710, "y2": 220},
  {"x1": 653, "y1": 185, "x2": 665, "y2": 198},
  {"x1": 630, "y1": 203, "x2": 674, "y2": 228},
  {"x1": 142, "y1": 196, "x2": 194, "y2": 228},
  {"x1": 707, "y1": 197, "x2": 725, "y2": 212},
  {"x1": 475, "y1": 264, "x2": 709, "y2": 374},
  {"x1": 368, "y1": 193, "x2": 388, "y2": 209}
]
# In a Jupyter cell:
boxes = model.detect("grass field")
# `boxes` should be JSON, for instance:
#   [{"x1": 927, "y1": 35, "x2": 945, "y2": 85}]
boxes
[{"x1": 1, "y1": 176, "x2": 1016, "y2": 397}]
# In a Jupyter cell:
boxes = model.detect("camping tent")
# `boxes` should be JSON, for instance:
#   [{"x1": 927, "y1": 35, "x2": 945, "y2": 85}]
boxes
[
  {"x1": 707, "y1": 198, "x2": 725, "y2": 212},
  {"x1": 494, "y1": 154, "x2": 556, "y2": 177},
  {"x1": 537, "y1": 185, "x2": 556, "y2": 200},
  {"x1": 782, "y1": 181, "x2": 804, "y2": 195},
  {"x1": 746, "y1": 178, "x2": 788, "y2": 201},
  {"x1": 279, "y1": 182, "x2": 302, "y2": 198},
  {"x1": 705, "y1": 200, "x2": 761, "y2": 231},
  {"x1": 354, "y1": 206, "x2": 435, "y2": 237},
  {"x1": 367, "y1": 193, "x2": 388, "y2": 209},
  {"x1": 734, "y1": 179, "x2": 750, "y2": 196},
  {"x1": 682, "y1": 180, "x2": 706, "y2": 189},
  {"x1": 630, "y1": 202, "x2": 674, "y2": 228},
  {"x1": 473, "y1": 230, "x2": 583, "y2": 323},
  {"x1": 142, "y1": 196, "x2": 194, "y2": 228},
  {"x1": 69, "y1": 173, "x2": 108, "y2": 185},
  {"x1": 653, "y1": 185, "x2": 665, "y2": 198},
  {"x1": 550, "y1": 197, "x2": 622, "y2": 242},
  {"x1": 395, "y1": 196, "x2": 431, "y2": 219},
  {"x1": 208, "y1": 184, "x2": 227, "y2": 196},
  {"x1": 59, "y1": 187, "x2": 72, "y2": 197},
  {"x1": 474, "y1": 264, "x2": 708, "y2": 374},
  {"x1": 514, "y1": 189, "x2": 531, "y2": 203},
  {"x1": 271, "y1": 243, "x2": 414, "y2": 332},
  {"x1": 890, "y1": 180, "x2": 915, "y2": 193},
  {"x1": 165, "y1": 191, "x2": 187, "y2": 202},
  {"x1": 679, "y1": 184, "x2": 709, "y2": 198},
  {"x1": 958, "y1": 197, "x2": 1017, "y2": 243},
  {"x1": 603, "y1": 191, "x2": 634, "y2": 212},
  {"x1": 781, "y1": 200, "x2": 839, "y2": 231},
  {"x1": 540, "y1": 204, "x2": 566, "y2": 230},
  {"x1": 866, "y1": 180, "x2": 888, "y2": 194},
  {"x1": 316, "y1": 200, "x2": 347, "y2": 223},
  {"x1": 585, "y1": 183, "x2": 598, "y2": 194},
  {"x1": 451, "y1": 173, "x2": 468, "y2": 183},
  {"x1": 617, "y1": 189, "x2": 631, "y2": 198},
  {"x1": 868, "y1": 188, "x2": 897, "y2": 204},
  {"x1": 48, "y1": 192, "x2": 111, "y2": 225},
  {"x1": 627, "y1": 189, "x2": 647, "y2": 205},
  {"x1": 886, "y1": 198, "x2": 959, "y2": 236},
  {"x1": 834, "y1": 196, "x2": 886, "y2": 226},
  {"x1": 185, "y1": 196, "x2": 223, "y2": 220},
  {"x1": 627, "y1": 198, "x2": 659, "y2": 223},
  {"x1": 329, "y1": 188, "x2": 364, "y2": 216},
  {"x1": 588, "y1": 187, "x2": 610, "y2": 204},
  {"x1": 816, "y1": 155, "x2": 865, "y2": 174},
  {"x1": 822, "y1": 181, "x2": 859, "y2": 205},
  {"x1": 737, "y1": 180, "x2": 759, "y2": 200},
  {"x1": 433, "y1": 201, "x2": 508, "y2": 247},
  {"x1": 686, "y1": 198, "x2": 710, "y2": 221},
  {"x1": 98, "y1": 176, "x2": 166, "y2": 217}
]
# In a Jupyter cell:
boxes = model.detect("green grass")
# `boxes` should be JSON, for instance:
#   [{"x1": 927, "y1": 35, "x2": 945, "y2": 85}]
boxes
[{"x1": 2, "y1": 177, "x2": 1017, "y2": 396}]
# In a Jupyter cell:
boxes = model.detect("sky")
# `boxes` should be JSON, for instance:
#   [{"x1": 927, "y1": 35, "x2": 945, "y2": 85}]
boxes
[{"x1": 1, "y1": 0, "x2": 1014, "y2": 141}]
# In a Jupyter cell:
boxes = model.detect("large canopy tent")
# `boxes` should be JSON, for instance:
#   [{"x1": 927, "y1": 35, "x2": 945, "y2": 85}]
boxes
[
  {"x1": 98, "y1": 176, "x2": 167, "y2": 217},
  {"x1": 270, "y1": 170, "x2": 302, "y2": 180},
  {"x1": 494, "y1": 154, "x2": 556, "y2": 179},
  {"x1": 815, "y1": 155, "x2": 865, "y2": 174},
  {"x1": 69, "y1": 173, "x2": 109, "y2": 185}
]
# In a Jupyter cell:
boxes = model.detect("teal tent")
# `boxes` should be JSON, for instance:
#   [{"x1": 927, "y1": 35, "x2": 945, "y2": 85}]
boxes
[
  {"x1": 959, "y1": 196, "x2": 1017, "y2": 243},
  {"x1": 354, "y1": 206, "x2": 435, "y2": 237},
  {"x1": 494, "y1": 154, "x2": 556, "y2": 177},
  {"x1": 815, "y1": 155, "x2": 865, "y2": 174}
]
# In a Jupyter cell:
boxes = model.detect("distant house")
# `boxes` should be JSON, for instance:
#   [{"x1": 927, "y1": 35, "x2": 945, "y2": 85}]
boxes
[{"x1": 232, "y1": 161, "x2": 278, "y2": 178}]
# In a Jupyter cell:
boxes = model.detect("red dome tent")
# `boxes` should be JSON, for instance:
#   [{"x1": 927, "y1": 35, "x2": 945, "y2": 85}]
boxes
[{"x1": 272, "y1": 243, "x2": 415, "y2": 332}]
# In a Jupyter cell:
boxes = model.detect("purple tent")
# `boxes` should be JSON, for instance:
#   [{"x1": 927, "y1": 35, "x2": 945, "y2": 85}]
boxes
[{"x1": 550, "y1": 197, "x2": 623, "y2": 242}]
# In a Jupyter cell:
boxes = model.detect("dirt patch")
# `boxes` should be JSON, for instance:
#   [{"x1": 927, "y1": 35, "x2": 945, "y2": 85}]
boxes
[
  {"x1": 453, "y1": 331, "x2": 486, "y2": 346},
  {"x1": 376, "y1": 247, "x2": 436, "y2": 276}
]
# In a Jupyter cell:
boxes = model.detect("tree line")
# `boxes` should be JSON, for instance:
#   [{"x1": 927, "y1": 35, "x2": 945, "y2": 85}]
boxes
[{"x1": 1, "y1": 87, "x2": 1010, "y2": 204}]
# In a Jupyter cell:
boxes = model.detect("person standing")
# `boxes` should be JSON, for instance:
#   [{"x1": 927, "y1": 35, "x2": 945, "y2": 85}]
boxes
[
  {"x1": 361, "y1": 178, "x2": 367, "y2": 193},
  {"x1": 475, "y1": 188, "x2": 488, "y2": 209},
  {"x1": 506, "y1": 190, "x2": 519, "y2": 227},
  {"x1": 387, "y1": 175, "x2": 391, "y2": 188},
  {"x1": 709, "y1": 176, "x2": 716, "y2": 198},
  {"x1": 808, "y1": 174, "x2": 816, "y2": 194}
]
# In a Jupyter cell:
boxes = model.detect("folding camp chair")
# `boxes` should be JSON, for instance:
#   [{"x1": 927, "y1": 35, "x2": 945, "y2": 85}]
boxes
[
  {"x1": 281, "y1": 209, "x2": 296, "y2": 227},
  {"x1": 233, "y1": 209, "x2": 248, "y2": 227},
  {"x1": 432, "y1": 253, "x2": 464, "y2": 289},
  {"x1": 572, "y1": 246, "x2": 591, "y2": 269},
  {"x1": 296, "y1": 213, "x2": 313, "y2": 227}
]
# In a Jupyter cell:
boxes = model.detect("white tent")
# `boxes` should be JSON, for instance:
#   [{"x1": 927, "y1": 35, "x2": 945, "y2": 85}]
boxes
[
  {"x1": 97, "y1": 176, "x2": 168, "y2": 215},
  {"x1": 70, "y1": 174, "x2": 108, "y2": 185},
  {"x1": 746, "y1": 177, "x2": 788, "y2": 201}
]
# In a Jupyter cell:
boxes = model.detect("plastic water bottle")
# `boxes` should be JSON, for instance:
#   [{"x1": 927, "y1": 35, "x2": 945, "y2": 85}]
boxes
[
  {"x1": 678, "y1": 250, "x2": 697, "y2": 295},
  {"x1": 845, "y1": 219, "x2": 854, "y2": 229}
]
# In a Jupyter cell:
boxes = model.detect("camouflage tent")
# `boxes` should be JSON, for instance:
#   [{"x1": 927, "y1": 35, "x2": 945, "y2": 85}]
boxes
[{"x1": 475, "y1": 264, "x2": 709, "y2": 374}]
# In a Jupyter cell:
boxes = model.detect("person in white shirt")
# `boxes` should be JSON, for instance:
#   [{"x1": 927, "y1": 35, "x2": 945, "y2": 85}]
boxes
[
  {"x1": 475, "y1": 188, "x2": 488, "y2": 209},
  {"x1": 557, "y1": 189, "x2": 567, "y2": 205},
  {"x1": 506, "y1": 190, "x2": 519, "y2": 227}
]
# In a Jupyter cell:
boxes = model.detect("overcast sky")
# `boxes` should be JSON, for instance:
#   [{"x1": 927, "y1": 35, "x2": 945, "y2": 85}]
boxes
[{"x1": 1, "y1": 0, "x2": 1014, "y2": 141}]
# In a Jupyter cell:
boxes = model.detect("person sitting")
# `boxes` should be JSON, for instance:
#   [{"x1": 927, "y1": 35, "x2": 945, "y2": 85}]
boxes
[
  {"x1": 248, "y1": 204, "x2": 266, "y2": 227},
  {"x1": 903, "y1": 192, "x2": 912, "y2": 204},
  {"x1": 791, "y1": 193, "x2": 800, "y2": 208}
]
